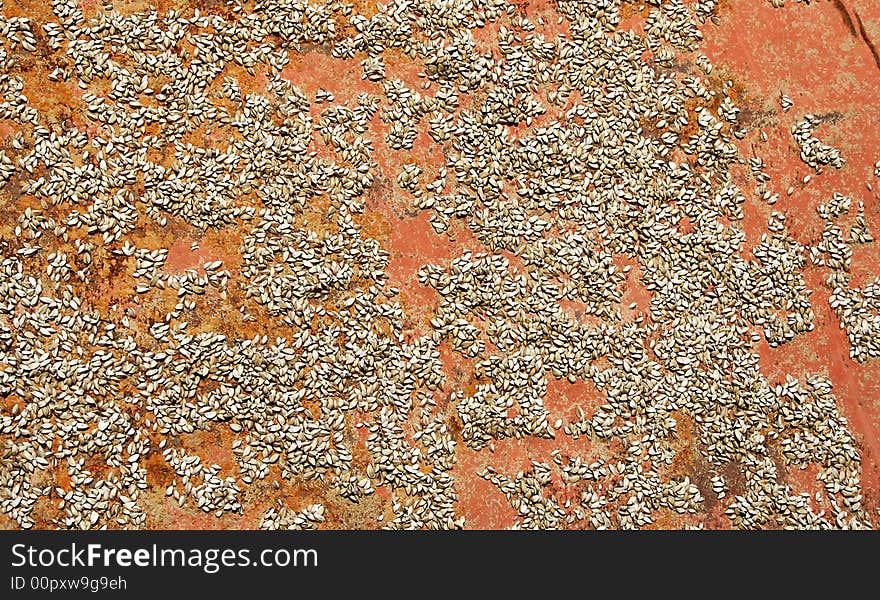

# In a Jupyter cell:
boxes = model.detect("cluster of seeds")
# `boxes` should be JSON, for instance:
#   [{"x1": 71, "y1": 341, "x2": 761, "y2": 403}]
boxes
[
  {"x1": 791, "y1": 114, "x2": 846, "y2": 171},
  {"x1": 0, "y1": 0, "x2": 876, "y2": 530},
  {"x1": 259, "y1": 502, "x2": 325, "y2": 530},
  {"x1": 819, "y1": 195, "x2": 880, "y2": 362}
]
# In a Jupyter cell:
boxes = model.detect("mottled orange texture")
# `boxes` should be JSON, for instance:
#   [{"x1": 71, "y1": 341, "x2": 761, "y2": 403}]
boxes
[
  {"x1": 1, "y1": 0, "x2": 878, "y2": 531},
  {"x1": 704, "y1": 0, "x2": 880, "y2": 514}
]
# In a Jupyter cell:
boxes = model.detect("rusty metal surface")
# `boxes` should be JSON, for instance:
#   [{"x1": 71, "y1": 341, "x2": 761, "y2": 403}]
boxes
[{"x1": 0, "y1": 0, "x2": 878, "y2": 529}]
